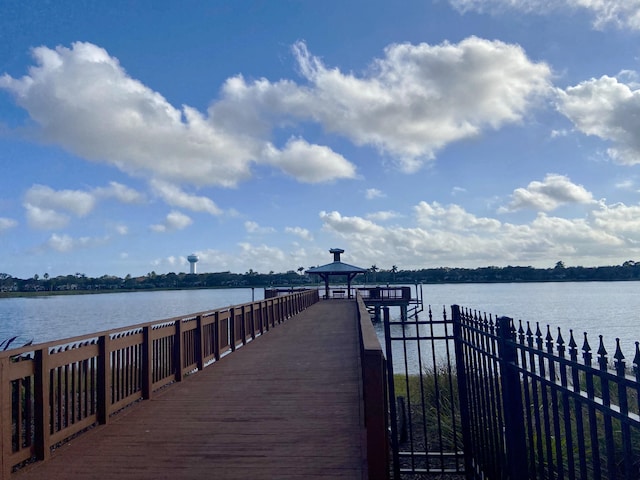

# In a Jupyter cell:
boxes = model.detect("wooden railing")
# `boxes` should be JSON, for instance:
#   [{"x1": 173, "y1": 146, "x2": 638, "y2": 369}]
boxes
[
  {"x1": 356, "y1": 293, "x2": 389, "y2": 480},
  {"x1": 0, "y1": 289, "x2": 319, "y2": 477}
]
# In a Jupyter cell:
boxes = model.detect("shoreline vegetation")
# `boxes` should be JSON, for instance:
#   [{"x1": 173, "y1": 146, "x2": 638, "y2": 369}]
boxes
[{"x1": 3, "y1": 260, "x2": 640, "y2": 298}]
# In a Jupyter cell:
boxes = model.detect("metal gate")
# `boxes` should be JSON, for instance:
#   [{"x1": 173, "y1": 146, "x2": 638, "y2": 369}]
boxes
[{"x1": 382, "y1": 305, "x2": 466, "y2": 478}]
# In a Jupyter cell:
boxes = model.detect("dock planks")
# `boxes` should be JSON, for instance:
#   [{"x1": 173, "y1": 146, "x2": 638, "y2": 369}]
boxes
[{"x1": 15, "y1": 300, "x2": 365, "y2": 479}]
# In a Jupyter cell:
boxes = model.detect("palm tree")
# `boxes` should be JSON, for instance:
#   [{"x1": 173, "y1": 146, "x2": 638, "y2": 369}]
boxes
[
  {"x1": 370, "y1": 265, "x2": 379, "y2": 284},
  {"x1": 391, "y1": 265, "x2": 398, "y2": 283}
]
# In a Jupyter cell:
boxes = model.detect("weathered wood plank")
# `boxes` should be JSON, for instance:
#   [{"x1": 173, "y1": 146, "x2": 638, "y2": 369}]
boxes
[{"x1": 15, "y1": 301, "x2": 365, "y2": 479}]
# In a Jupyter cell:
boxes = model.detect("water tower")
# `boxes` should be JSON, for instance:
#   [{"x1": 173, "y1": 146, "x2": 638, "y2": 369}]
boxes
[{"x1": 187, "y1": 254, "x2": 199, "y2": 274}]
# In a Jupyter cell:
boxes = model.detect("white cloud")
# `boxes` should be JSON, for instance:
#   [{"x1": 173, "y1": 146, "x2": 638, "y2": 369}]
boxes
[
  {"x1": 95, "y1": 182, "x2": 146, "y2": 204},
  {"x1": 287, "y1": 38, "x2": 551, "y2": 171},
  {"x1": 24, "y1": 204, "x2": 70, "y2": 230},
  {"x1": 46, "y1": 233, "x2": 76, "y2": 252},
  {"x1": 23, "y1": 182, "x2": 145, "y2": 230},
  {"x1": 25, "y1": 184, "x2": 95, "y2": 217},
  {"x1": 0, "y1": 42, "x2": 258, "y2": 188},
  {"x1": 150, "y1": 210, "x2": 192, "y2": 232},
  {"x1": 365, "y1": 188, "x2": 385, "y2": 200},
  {"x1": 211, "y1": 38, "x2": 551, "y2": 172},
  {"x1": 236, "y1": 243, "x2": 289, "y2": 273},
  {"x1": 448, "y1": 0, "x2": 640, "y2": 30},
  {"x1": 557, "y1": 74, "x2": 640, "y2": 165},
  {"x1": 285, "y1": 226, "x2": 313, "y2": 240},
  {"x1": 0, "y1": 217, "x2": 17, "y2": 232},
  {"x1": 319, "y1": 201, "x2": 638, "y2": 269},
  {"x1": 415, "y1": 202, "x2": 501, "y2": 230},
  {"x1": 2, "y1": 39, "x2": 552, "y2": 185},
  {"x1": 500, "y1": 174, "x2": 596, "y2": 212},
  {"x1": 245, "y1": 221, "x2": 275, "y2": 234},
  {"x1": 591, "y1": 202, "x2": 640, "y2": 234},
  {"x1": 45, "y1": 233, "x2": 104, "y2": 253},
  {"x1": 262, "y1": 138, "x2": 357, "y2": 183},
  {"x1": 366, "y1": 211, "x2": 401, "y2": 221},
  {"x1": 150, "y1": 179, "x2": 222, "y2": 215}
]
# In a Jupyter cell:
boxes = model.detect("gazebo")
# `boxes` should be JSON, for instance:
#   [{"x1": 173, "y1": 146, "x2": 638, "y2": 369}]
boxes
[{"x1": 306, "y1": 248, "x2": 367, "y2": 299}]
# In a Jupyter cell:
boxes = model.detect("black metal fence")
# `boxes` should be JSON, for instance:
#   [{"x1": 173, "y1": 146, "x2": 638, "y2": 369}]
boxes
[
  {"x1": 452, "y1": 304, "x2": 640, "y2": 480},
  {"x1": 382, "y1": 306, "x2": 465, "y2": 477},
  {"x1": 383, "y1": 304, "x2": 640, "y2": 479}
]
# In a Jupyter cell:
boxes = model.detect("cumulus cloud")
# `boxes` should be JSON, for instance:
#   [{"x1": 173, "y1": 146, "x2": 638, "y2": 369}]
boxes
[
  {"x1": 365, "y1": 188, "x2": 385, "y2": 200},
  {"x1": 150, "y1": 210, "x2": 192, "y2": 232},
  {"x1": 2, "y1": 39, "x2": 552, "y2": 184},
  {"x1": 25, "y1": 184, "x2": 95, "y2": 217},
  {"x1": 45, "y1": 233, "x2": 105, "y2": 253},
  {"x1": 150, "y1": 179, "x2": 222, "y2": 215},
  {"x1": 366, "y1": 211, "x2": 401, "y2": 221},
  {"x1": 210, "y1": 38, "x2": 552, "y2": 172},
  {"x1": 448, "y1": 0, "x2": 640, "y2": 30},
  {"x1": 500, "y1": 174, "x2": 596, "y2": 212},
  {"x1": 319, "y1": 200, "x2": 640, "y2": 269},
  {"x1": 24, "y1": 204, "x2": 71, "y2": 230},
  {"x1": 557, "y1": 74, "x2": 640, "y2": 165},
  {"x1": 415, "y1": 202, "x2": 501, "y2": 230},
  {"x1": 285, "y1": 226, "x2": 313, "y2": 240},
  {"x1": 288, "y1": 39, "x2": 551, "y2": 171},
  {"x1": 0, "y1": 217, "x2": 17, "y2": 232},
  {"x1": 262, "y1": 138, "x2": 356, "y2": 183},
  {"x1": 95, "y1": 181, "x2": 146, "y2": 204},
  {"x1": 245, "y1": 221, "x2": 276, "y2": 234},
  {"x1": 23, "y1": 182, "x2": 145, "y2": 230},
  {"x1": 0, "y1": 42, "x2": 258, "y2": 187}
]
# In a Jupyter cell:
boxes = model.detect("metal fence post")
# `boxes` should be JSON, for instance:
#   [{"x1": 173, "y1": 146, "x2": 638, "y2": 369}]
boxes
[
  {"x1": 451, "y1": 305, "x2": 474, "y2": 479},
  {"x1": 382, "y1": 307, "x2": 401, "y2": 479},
  {"x1": 497, "y1": 316, "x2": 527, "y2": 479}
]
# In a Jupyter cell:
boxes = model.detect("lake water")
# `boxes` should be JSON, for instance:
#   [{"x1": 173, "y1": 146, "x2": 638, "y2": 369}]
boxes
[
  {"x1": 364, "y1": 281, "x2": 640, "y2": 371},
  {"x1": 0, "y1": 282, "x2": 638, "y2": 359},
  {"x1": 0, "y1": 288, "x2": 262, "y2": 346}
]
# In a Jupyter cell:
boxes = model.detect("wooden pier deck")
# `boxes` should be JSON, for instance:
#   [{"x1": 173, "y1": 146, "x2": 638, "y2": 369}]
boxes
[{"x1": 14, "y1": 300, "x2": 366, "y2": 480}]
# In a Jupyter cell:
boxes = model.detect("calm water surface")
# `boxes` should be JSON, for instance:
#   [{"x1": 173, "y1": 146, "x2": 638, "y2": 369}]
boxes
[
  {"x1": 0, "y1": 288, "x2": 262, "y2": 345},
  {"x1": 0, "y1": 282, "x2": 638, "y2": 357},
  {"x1": 374, "y1": 281, "x2": 640, "y2": 366}
]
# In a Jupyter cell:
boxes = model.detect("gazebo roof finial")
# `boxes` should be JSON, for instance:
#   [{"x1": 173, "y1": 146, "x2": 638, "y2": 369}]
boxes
[{"x1": 329, "y1": 248, "x2": 344, "y2": 262}]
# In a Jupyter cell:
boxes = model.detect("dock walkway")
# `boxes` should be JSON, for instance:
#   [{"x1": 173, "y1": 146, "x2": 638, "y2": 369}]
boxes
[{"x1": 15, "y1": 300, "x2": 365, "y2": 480}]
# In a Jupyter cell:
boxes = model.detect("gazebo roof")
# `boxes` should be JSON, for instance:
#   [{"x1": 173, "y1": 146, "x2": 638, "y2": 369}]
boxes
[
  {"x1": 306, "y1": 248, "x2": 367, "y2": 276},
  {"x1": 306, "y1": 248, "x2": 366, "y2": 299},
  {"x1": 306, "y1": 261, "x2": 367, "y2": 275}
]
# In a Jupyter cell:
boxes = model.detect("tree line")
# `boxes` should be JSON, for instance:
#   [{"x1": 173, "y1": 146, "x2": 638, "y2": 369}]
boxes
[{"x1": 2, "y1": 260, "x2": 640, "y2": 294}]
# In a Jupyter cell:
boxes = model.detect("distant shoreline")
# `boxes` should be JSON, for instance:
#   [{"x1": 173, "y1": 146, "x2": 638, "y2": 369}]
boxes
[{"x1": 3, "y1": 277, "x2": 640, "y2": 300}]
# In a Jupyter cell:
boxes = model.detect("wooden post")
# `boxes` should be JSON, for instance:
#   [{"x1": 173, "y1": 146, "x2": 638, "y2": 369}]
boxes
[
  {"x1": 229, "y1": 308, "x2": 236, "y2": 352},
  {"x1": 34, "y1": 348, "x2": 52, "y2": 460},
  {"x1": 239, "y1": 306, "x2": 245, "y2": 345},
  {"x1": 196, "y1": 315, "x2": 205, "y2": 371},
  {"x1": 174, "y1": 320, "x2": 184, "y2": 382},
  {"x1": 214, "y1": 311, "x2": 221, "y2": 361},
  {"x1": 97, "y1": 335, "x2": 111, "y2": 425},
  {"x1": 362, "y1": 344, "x2": 389, "y2": 479},
  {"x1": 142, "y1": 326, "x2": 153, "y2": 400},
  {"x1": 1, "y1": 357, "x2": 13, "y2": 477}
]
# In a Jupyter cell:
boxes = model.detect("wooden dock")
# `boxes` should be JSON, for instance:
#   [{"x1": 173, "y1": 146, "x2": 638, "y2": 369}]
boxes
[{"x1": 14, "y1": 300, "x2": 366, "y2": 479}]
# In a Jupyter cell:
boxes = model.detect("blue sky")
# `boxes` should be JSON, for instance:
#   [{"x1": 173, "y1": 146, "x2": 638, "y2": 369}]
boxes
[{"x1": 1, "y1": 0, "x2": 640, "y2": 278}]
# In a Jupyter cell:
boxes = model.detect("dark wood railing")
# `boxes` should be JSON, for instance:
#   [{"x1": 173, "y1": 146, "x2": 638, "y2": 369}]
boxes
[
  {"x1": 0, "y1": 289, "x2": 319, "y2": 477},
  {"x1": 356, "y1": 293, "x2": 389, "y2": 480}
]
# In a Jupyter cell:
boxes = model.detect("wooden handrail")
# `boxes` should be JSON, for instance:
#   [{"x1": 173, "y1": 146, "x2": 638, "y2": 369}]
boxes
[
  {"x1": 356, "y1": 293, "x2": 390, "y2": 480},
  {"x1": 0, "y1": 289, "x2": 319, "y2": 477}
]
